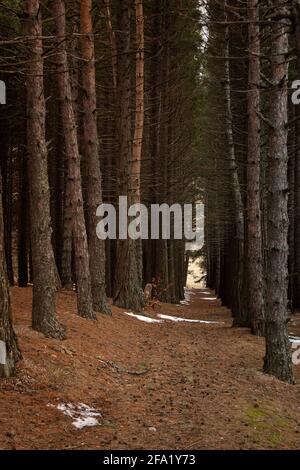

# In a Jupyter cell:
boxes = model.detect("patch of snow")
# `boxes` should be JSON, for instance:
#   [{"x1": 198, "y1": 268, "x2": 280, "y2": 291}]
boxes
[
  {"x1": 289, "y1": 336, "x2": 300, "y2": 345},
  {"x1": 157, "y1": 314, "x2": 223, "y2": 324},
  {"x1": 0, "y1": 340, "x2": 6, "y2": 365},
  {"x1": 124, "y1": 312, "x2": 163, "y2": 324},
  {"x1": 48, "y1": 402, "x2": 101, "y2": 429},
  {"x1": 73, "y1": 417, "x2": 99, "y2": 430},
  {"x1": 201, "y1": 297, "x2": 217, "y2": 301},
  {"x1": 181, "y1": 288, "x2": 197, "y2": 305},
  {"x1": 123, "y1": 307, "x2": 223, "y2": 326}
]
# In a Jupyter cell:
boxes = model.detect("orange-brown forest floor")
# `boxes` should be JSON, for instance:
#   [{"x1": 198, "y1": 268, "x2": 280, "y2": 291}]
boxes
[{"x1": 1, "y1": 287, "x2": 300, "y2": 450}]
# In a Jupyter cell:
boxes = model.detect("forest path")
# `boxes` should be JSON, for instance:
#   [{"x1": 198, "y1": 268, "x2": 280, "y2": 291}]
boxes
[{"x1": 1, "y1": 287, "x2": 300, "y2": 449}]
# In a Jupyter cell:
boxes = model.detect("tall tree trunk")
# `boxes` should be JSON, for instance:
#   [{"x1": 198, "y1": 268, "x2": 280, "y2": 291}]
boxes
[
  {"x1": 132, "y1": 0, "x2": 144, "y2": 202},
  {"x1": 0, "y1": 168, "x2": 21, "y2": 378},
  {"x1": 103, "y1": 0, "x2": 118, "y2": 298},
  {"x1": 288, "y1": 99, "x2": 296, "y2": 311},
  {"x1": 18, "y1": 142, "x2": 29, "y2": 287},
  {"x1": 0, "y1": 144, "x2": 14, "y2": 285},
  {"x1": 223, "y1": 4, "x2": 247, "y2": 326},
  {"x1": 293, "y1": 0, "x2": 300, "y2": 308},
  {"x1": 263, "y1": 4, "x2": 293, "y2": 383},
  {"x1": 0, "y1": 124, "x2": 13, "y2": 285},
  {"x1": 113, "y1": 0, "x2": 144, "y2": 311},
  {"x1": 154, "y1": 3, "x2": 169, "y2": 302},
  {"x1": 61, "y1": 177, "x2": 73, "y2": 289},
  {"x1": 104, "y1": 0, "x2": 118, "y2": 93},
  {"x1": 80, "y1": 0, "x2": 111, "y2": 315},
  {"x1": 247, "y1": 0, "x2": 264, "y2": 336},
  {"x1": 54, "y1": 0, "x2": 95, "y2": 319},
  {"x1": 24, "y1": 0, "x2": 65, "y2": 339},
  {"x1": 131, "y1": 0, "x2": 145, "y2": 289}
]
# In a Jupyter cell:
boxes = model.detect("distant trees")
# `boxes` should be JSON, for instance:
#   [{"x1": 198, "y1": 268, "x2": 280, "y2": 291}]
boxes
[
  {"x1": 54, "y1": 0, "x2": 95, "y2": 320},
  {"x1": 113, "y1": 0, "x2": 145, "y2": 311},
  {"x1": 223, "y1": 0, "x2": 246, "y2": 327},
  {"x1": 0, "y1": 0, "x2": 200, "y2": 378},
  {"x1": 0, "y1": 167, "x2": 20, "y2": 378},
  {"x1": 204, "y1": 0, "x2": 248, "y2": 320},
  {"x1": 204, "y1": 0, "x2": 295, "y2": 382},
  {"x1": 1, "y1": 0, "x2": 297, "y2": 385}
]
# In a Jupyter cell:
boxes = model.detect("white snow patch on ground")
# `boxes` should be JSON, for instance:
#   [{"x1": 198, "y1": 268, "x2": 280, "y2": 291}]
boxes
[
  {"x1": 48, "y1": 402, "x2": 101, "y2": 429},
  {"x1": 72, "y1": 416, "x2": 99, "y2": 429},
  {"x1": 289, "y1": 336, "x2": 300, "y2": 345},
  {"x1": 0, "y1": 341, "x2": 6, "y2": 365},
  {"x1": 157, "y1": 314, "x2": 223, "y2": 324},
  {"x1": 180, "y1": 288, "x2": 198, "y2": 305},
  {"x1": 123, "y1": 290, "x2": 223, "y2": 325},
  {"x1": 123, "y1": 308, "x2": 223, "y2": 325},
  {"x1": 124, "y1": 312, "x2": 163, "y2": 324}
]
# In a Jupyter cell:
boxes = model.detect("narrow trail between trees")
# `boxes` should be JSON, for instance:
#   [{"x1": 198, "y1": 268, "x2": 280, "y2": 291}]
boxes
[{"x1": 1, "y1": 287, "x2": 300, "y2": 449}]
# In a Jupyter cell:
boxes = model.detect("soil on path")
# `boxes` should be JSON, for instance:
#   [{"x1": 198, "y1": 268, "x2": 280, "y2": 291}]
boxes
[{"x1": 1, "y1": 287, "x2": 300, "y2": 450}]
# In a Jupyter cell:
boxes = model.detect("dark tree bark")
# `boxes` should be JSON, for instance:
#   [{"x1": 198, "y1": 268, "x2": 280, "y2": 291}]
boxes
[
  {"x1": 113, "y1": 0, "x2": 144, "y2": 311},
  {"x1": 54, "y1": 0, "x2": 95, "y2": 319},
  {"x1": 154, "y1": 2, "x2": 169, "y2": 302},
  {"x1": 0, "y1": 126, "x2": 13, "y2": 285},
  {"x1": 0, "y1": 168, "x2": 21, "y2": 378},
  {"x1": 224, "y1": 3, "x2": 247, "y2": 327},
  {"x1": 18, "y1": 143, "x2": 29, "y2": 287},
  {"x1": 80, "y1": 0, "x2": 110, "y2": 315},
  {"x1": 24, "y1": 0, "x2": 66, "y2": 339},
  {"x1": 61, "y1": 177, "x2": 73, "y2": 289},
  {"x1": 293, "y1": 0, "x2": 300, "y2": 308},
  {"x1": 247, "y1": 0, "x2": 264, "y2": 336},
  {"x1": 288, "y1": 104, "x2": 295, "y2": 311},
  {"x1": 264, "y1": 4, "x2": 293, "y2": 383}
]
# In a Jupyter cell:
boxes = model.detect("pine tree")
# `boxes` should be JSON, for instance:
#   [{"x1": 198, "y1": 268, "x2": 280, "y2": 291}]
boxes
[
  {"x1": 24, "y1": 0, "x2": 66, "y2": 338},
  {"x1": 263, "y1": 1, "x2": 293, "y2": 383},
  {"x1": 53, "y1": 0, "x2": 95, "y2": 319},
  {"x1": 0, "y1": 168, "x2": 20, "y2": 378},
  {"x1": 247, "y1": 0, "x2": 264, "y2": 336},
  {"x1": 80, "y1": 0, "x2": 111, "y2": 315},
  {"x1": 113, "y1": 0, "x2": 145, "y2": 311}
]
